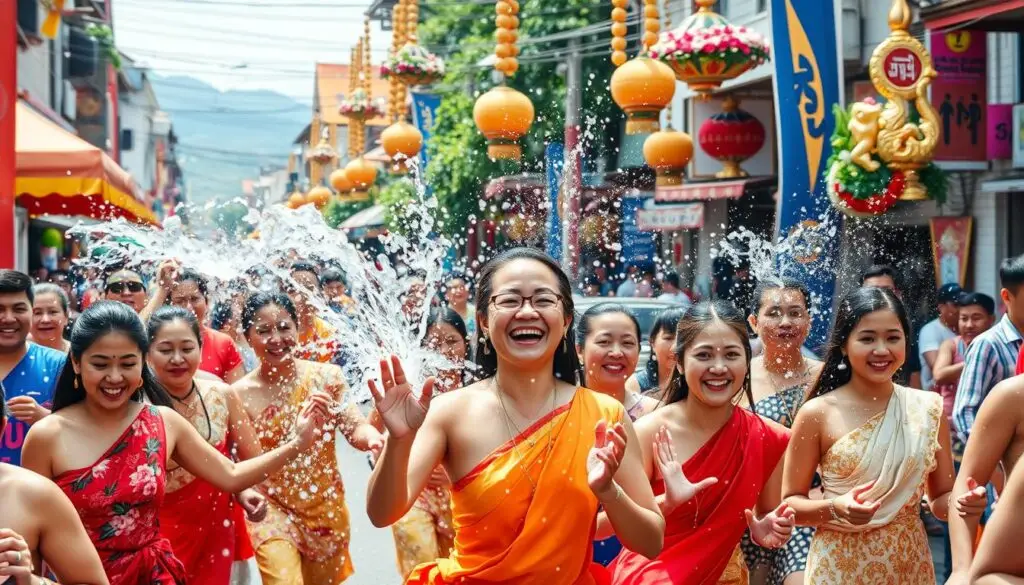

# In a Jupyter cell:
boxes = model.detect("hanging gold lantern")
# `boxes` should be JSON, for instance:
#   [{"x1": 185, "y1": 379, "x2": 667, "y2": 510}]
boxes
[
  {"x1": 306, "y1": 185, "x2": 332, "y2": 209},
  {"x1": 345, "y1": 157, "x2": 379, "y2": 190},
  {"x1": 306, "y1": 129, "x2": 338, "y2": 166},
  {"x1": 473, "y1": 86, "x2": 535, "y2": 160},
  {"x1": 329, "y1": 169, "x2": 353, "y2": 193},
  {"x1": 609, "y1": 0, "x2": 675, "y2": 134},
  {"x1": 286, "y1": 191, "x2": 307, "y2": 209},
  {"x1": 381, "y1": 120, "x2": 424, "y2": 173},
  {"x1": 643, "y1": 129, "x2": 694, "y2": 186}
]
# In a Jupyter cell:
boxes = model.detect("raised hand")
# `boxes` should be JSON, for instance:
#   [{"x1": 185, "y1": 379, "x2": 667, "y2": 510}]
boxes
[
  {"x1": 294, "y1": 391, "x2": 333, "y2": 450},
  {"x1": 0, "y1": 528, "x2": 34, "y2": 585},
  {"x1": 367, "y1": 355, "x2": 435, "y2": 440},
  {"x1": 238, "y1": 489, "x2": 268, "y2": 522},
  {"x1": 953, "y1": 477, "x2": 988, "y2": 518},
  {"x1": 654, "y1": 426, "x2": 717, "y2": 513},
  {"x1": 745, "y1": 502, "x2": 795, "y2": 549},
  {"x1": 832, "y1": 480, "x2": 881, "y2": 525},
  {"x1": 5, "y1": 395, "x2": 49, "y2": 425},
  {"x1": 156, "y1": 258, "x2": 180, "y2": 291},
  {"x1": 587, "y1": 420, "x2": 628, "y2": 501}
]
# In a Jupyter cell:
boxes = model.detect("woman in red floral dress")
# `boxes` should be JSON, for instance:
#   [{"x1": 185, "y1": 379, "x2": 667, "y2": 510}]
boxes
[{"x1": 21, "y1": 301, "x2": 331, "y2": 585}]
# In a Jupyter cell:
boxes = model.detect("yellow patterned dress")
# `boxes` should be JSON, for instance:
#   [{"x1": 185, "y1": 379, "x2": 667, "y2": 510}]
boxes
[
  {"x1": 246, "y1": 362, "x2": 354, "y2": 585},
  {"x1": 804, "y1": 387, "x2": 942, "y2": 585},
  {"x1": 390, "y1": 478, "x2": 456, "y2": 578}
]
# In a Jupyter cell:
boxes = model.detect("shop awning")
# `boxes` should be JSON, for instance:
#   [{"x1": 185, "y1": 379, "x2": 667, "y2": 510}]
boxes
[
  {"x1": 981, "y1": 176, "x2": 1024, "y2": 193},
  {"x1": 340, "y1": 204, "x2": 386, "y2": 240},
  {"x1": 14, "y1": 101, "x2": 159, "y2": 226},
  {"x1": 922, "y1": 0, "x2": 1024, "y2": 32},
  {"x1": 655, "y1": 177, "x2": 773, "y2": 203}
]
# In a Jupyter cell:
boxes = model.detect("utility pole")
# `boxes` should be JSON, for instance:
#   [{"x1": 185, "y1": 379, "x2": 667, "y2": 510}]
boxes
[{"x1": 562, "y1": 38, "x2": 583, "y2": 281}]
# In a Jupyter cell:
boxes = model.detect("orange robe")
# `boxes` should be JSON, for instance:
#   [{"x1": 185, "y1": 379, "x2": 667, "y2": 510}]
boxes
[{"x1": 406, "y1": 388, "x2": 622, "y2": 585}]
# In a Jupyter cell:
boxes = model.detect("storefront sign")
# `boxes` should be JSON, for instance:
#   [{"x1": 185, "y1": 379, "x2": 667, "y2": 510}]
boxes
[
  {"x1": 1014, "y1": 104, "x2": 1024, "y2": 169},
  {"x1": 931, "y1": 30, "x2": 987, "y2": 163},
  {"x1": 929, "y1": 217, "x2": 973, "y2": 287},
  {"x1": 620, "y1": 195, "x2": 657, "y2": 268},
  {"x1": 769, "y1": 0, "x2": 844, "y2": 351},
  {"x1": 988, "y1": 104, "x2": 1014, "y2": 160},
  {"x1": 636, "y1": 203, "x2": 703, "y2": 231}
]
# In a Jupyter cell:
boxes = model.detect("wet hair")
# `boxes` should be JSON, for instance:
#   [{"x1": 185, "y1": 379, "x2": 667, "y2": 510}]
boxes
[
  {"x1": 147, "y1": 306, "x2": 202, "y2": 348},
  {"x1": 644, "y1": 307, "x2": 688, "y2": 392},
  {"x1": 575, "y1": 303, "x2": 641, "y2": 347},
  {"x1": 665, "y1": 301, "x2": 754, "y2": 410},
  {"x1": 999, "y1": 254, "x2": 1024, "y2": 294},
  {"x1": 290, "y1": 261, "x2": 320, "y2": 278},
  {"x1": 663, "y1": 272, "x2": 681, "y2": 289},
  {"x1": 0, "y1": 270, "x2": 34, "y2": 304},
  {"x1": 209, "y1": 302, "x2": 236, "y2": 332},
  {"x1": 473, "y1": 247, "x2": 580, "y2": 383},
  {"x1": 241, "y1": 292, "x2": 298, "y2": 335},
  {"x1": 320, "y1": 268, "x2": 346, "y2": 287},
  {"x1": 32, "y1": 283, "x2": 69, "y2": 315},
  {"x1": 859, "y1": 264, "x2": 898, "y2": 287},
  {"x1": 750, "y1": 277, "x2": 811, "y2": 316},
  {"x1": 52, "y1": 301, "x2": 173, "y2": 411},
  {"x1": 173, "y1": 268, "x2": 209, "y2": 298},
  {"x1": 806, "y1": 287, "x2": 910, "y2": 402},
  {"x1": 958, "y1": 292, "x2": 996, "y2": 315},
  {"x1": 426, "y1": 306, "x2": 468, "y2": 343}
]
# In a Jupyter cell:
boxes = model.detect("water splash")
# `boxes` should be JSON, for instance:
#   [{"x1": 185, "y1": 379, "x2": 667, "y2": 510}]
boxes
[{"x1": 70, "y1": 173, "x2": 455, "y2": 403}]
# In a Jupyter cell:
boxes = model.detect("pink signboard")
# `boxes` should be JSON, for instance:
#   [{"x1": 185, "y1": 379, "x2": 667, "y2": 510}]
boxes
[
  {"x1": 931, "y1": 30, "x2": 987, "y2": 162},
  {"x1": 988, "y1": 104, "x2": 1014, "y2": 160}
]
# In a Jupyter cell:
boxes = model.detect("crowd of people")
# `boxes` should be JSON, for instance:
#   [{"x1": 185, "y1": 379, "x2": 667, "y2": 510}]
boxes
[{"x1": 2, "y1": 245, "x2": 1024, "y2": 585}]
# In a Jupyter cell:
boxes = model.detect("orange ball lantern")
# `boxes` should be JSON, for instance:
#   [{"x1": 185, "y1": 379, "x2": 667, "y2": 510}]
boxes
[
  {"x1": 286, "y1": 191, "x2": 307, "y2": 209},
  {"x1": 643, "y1": 129, "x2": 694, "y2": 186},
  {"x1": 345, "y1": 157, "x2": 379, "y2": 190},
  {"x1": 306, "y1": 185, "x2": 332, "y2": 209},
  {"x1": 473, "y1": 86, "x2": 534, "y2": 160},
  {"x1": 381, "y1": 120, "x2": 424, "y2": 172},
  {"x1": 329, "y1": 169, "x2": 353, "y2": 193},
  {"x1": 610, "y1": 56, "x2": 676, "y2": 134}
]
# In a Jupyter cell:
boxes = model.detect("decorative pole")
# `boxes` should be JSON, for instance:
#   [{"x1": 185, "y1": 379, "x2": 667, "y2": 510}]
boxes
[
  {"x1": 609, "y1": 0, "x2": 675, "y2": 134},
  {"x1": 473, "y1": 0, "x2": 533, "y2": 160},
  {"x1": 642, "y1": 0, "x2": 693, "y2": 186}
]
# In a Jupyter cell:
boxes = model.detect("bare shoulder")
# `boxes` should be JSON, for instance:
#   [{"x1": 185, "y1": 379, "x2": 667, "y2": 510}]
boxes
[
  {"x1": 432, "y1": 380, "x2": 488, "y2": 413},
  {"x1": 24, "y1": 409, "x2": 66, "y2": 443},
  {"x1": 984, "y1": 377, "x2": 1024, "y2": 410},
  {"x1": 793, "y1": 393, "x2": 830, "y2": 425},
  {"x1": 229, "y1": 372, "x2": 262, "y2": 395},
  {"x1": 16, "y1": 465, "x2": 72, "y2": 507}
]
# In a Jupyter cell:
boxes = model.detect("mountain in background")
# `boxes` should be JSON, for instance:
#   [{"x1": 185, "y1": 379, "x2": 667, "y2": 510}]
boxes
[{"x1": 149, "y1": 74, "x2": 311, "y2": 205}]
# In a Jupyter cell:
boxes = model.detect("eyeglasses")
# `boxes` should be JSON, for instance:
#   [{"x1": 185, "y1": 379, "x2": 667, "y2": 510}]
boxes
[
  {"x1": 106, "y1": 281, "x2": 144, "y2": 294},
  {"x1": 489, "y1": 292, "x2": 563, "y2": 312}
]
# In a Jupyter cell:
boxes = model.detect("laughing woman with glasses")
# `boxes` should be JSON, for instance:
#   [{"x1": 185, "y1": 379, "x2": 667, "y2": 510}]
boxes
[{"x1": 367, "y1": 247, "x2": 665, "y2": 584}]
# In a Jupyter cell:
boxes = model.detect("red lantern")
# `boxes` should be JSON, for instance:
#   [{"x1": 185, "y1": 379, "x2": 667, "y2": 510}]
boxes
[{"x1": 698, "y1": 95, "x2": 766, "y2": 179}]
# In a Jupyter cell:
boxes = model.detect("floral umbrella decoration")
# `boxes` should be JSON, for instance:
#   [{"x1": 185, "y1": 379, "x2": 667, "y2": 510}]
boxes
[
  {"x1": 339, "y1": 88, "x2": 386, "y2": 120},
  {"x1": 650, "y1": 0, "x2": 770, "y2": 98},
  {"x1": 381, "y1": 43, "x2": 446, "y2": 87}
]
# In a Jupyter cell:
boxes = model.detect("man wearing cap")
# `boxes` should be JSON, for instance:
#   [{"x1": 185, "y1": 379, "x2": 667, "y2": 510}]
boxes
[
  {"x1": 919, "y1": 283, "x2": 962, "y2": 393},
  {"x1": 103, "y1": 268, "x2": 147, "y2": 313}
]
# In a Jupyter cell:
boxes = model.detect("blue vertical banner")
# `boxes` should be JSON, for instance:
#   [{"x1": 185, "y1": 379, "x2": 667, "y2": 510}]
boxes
[
  {"x1": 770, "y1": 0, "x2": 844, "y2": 351},
  {"x1": 410, "y1": 91, "x2": 442, "y2": 189},
  {"x1": 545, "y1": 143, "x2": 565, "y2": 261},
  {"x1": 620, "y1": 195, "x2": 657, "y2": 270}
]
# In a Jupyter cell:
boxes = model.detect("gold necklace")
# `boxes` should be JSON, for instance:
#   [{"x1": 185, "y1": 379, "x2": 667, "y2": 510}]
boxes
[{"x1": 493, "y1": 379, "x2": 557, "y2": 493}]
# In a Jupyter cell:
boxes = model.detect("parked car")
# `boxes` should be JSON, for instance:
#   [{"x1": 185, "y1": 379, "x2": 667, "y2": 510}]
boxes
[{"x1": 573, "y1": 296, "x2": 682, "y2": 370}]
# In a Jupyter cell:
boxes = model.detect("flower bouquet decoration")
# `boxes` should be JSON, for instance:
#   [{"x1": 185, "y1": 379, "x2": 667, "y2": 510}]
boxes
[
  {"x1": 650, "y1": 16, "x2": 769, "y2": 97},
  {"x1": 339, "y1": 88, "x2": 386, "y2": 121},
  {"x1": 380, "y1": 43, "x2": 446, "y2": 87}
]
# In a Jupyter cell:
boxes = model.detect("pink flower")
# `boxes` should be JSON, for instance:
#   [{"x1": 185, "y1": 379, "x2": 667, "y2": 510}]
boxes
[
  {"x1": 129, "y1": 464, "x2": 157, "y2": 497},
  {"x1": 702, "y1": 43, "x2": 715, "y2": 53},
  {"x1": 741, "y1": 45, "x2": 751, "y2": 55},
  {"x1": 109, "y1": 508, "x2": 140, "y2": 536},
  {"x1": 92, "y1": 460, "x2": 109, "y2": 479},
  {"x1": 679, "y1": 42, "x2": 693, "y2": 53}
]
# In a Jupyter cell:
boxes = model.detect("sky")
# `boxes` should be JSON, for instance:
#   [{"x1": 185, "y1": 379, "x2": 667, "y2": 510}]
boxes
[{"x1": 114, "y1": 0, "x2": 395, "y2": 103}]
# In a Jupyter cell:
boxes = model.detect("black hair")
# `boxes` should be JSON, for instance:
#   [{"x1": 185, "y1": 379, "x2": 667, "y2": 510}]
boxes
[
  {"x1": 859, "y1": 264, "x2": 898, "y2": 287},
  {"x1": 806, "y1": 287, "x2": 910, "y2": 402},
  {"x1": 174, "y1": 268, "x2": 209, "y2": 298},
  {"x1": 241, "y1": 292, "x2": 298, "y2": 335},
  {"x1": 320, "y1": 268, "x2": 346, "y2": 287},
  {"x1": 663, "y1": 272, "x2": 681, "y2": 289},
  {"x1": 0, "y1": 269, "x2": 34, "y2": 304},
  {"x1": 575, "y1": 303, "x2": 641, "y2": 347},
  {"x1": 426, "y1": 306, "x2": 469, "y2": 343},
  {"x1": 665, "y1": 301, "x2": 754, "y2": 409},
  {"x1": 999, "y1": 254, "x2": 1024, "y2": 294},
  {"x1": 750, "y1": 276, "x2": 811, "y2": 316},
  {"x1": 147, "y1": 306, "x2": 202, "y2": 348},
  {"x1": 52, "y1": 301, "x2": 173, "y2": 411},
  {"x1": 958, "y1": 292, "x2": 996, "y2": 315},
  {"x1": 473, "y1": 247, "x2": 580, "y2": 383},
  {"x1": 290, "y1": 261, "x2": 320, "y2": 278},
  {"x1": 32, "y1": 283, "x2": 69, "y2": 315},
  {"x1": 644, "y1": 307, "x2": 688, "y2": 393},
  {"x1": 209, "y1": 302, "x2": 236, "y2": 332}
]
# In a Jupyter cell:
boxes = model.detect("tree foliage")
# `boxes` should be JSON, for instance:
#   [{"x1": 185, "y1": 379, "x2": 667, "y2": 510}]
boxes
[
  {"x1": 419, "y1": 0, "x2": 621, "y2": 239},
  {"x1": 322, "y1": 197, "x2": 373, "y2": 229}
]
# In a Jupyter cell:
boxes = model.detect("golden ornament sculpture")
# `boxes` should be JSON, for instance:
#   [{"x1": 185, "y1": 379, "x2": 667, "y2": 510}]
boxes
[{"x1": 858, "y1": 0, "x2": 940, "y2": 201}]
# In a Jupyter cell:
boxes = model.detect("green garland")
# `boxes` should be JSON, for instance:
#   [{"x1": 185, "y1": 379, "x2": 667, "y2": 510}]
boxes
[
  {"x1": 827, "y1": 103, "x2": 892, "y2": 200},
  {"x1": 920, "y1": 163, "x2": 948, "y2": 205},
  {"x1": 86, "y1": 24, "x2": 122, "y2": 70}
]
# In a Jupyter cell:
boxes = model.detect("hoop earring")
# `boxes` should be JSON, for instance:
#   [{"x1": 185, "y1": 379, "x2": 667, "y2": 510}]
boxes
[
  {"x1": 74, "y1": 376, "x2": 79, "y2": 390},
  {"x1": 836, "y1": 355, "x2": 849, "y2": 370},
  {"x1": 482, "y1": 335, "x2": 491, "y2": 355}
]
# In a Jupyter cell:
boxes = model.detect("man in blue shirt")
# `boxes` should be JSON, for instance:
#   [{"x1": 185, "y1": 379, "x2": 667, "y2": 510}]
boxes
[{"x1": 0, "y1": 270, "x2": 67, "y2": 466}]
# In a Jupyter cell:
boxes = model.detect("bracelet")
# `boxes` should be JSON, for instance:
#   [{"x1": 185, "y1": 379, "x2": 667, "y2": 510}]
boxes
[
  {"x1": 828, "y1": 499, "x2": 839, "y2": 522},
  {"x1": 599, "y1": 482, "x2": 623, "y2": 504}
]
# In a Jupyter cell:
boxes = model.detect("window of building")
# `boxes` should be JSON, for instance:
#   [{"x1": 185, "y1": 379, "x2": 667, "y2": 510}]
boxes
[{"x1": 756, "y1": 0, "x2": 767, "y2": 13}]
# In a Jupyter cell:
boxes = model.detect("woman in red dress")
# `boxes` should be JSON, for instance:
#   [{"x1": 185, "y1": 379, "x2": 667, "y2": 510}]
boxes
[
  {"x1": 21, "y1": 301, "x2": 331, "y2": 585},
  {"x1": 146, "y1": 306, "x2": 265, "y2": 585}
]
